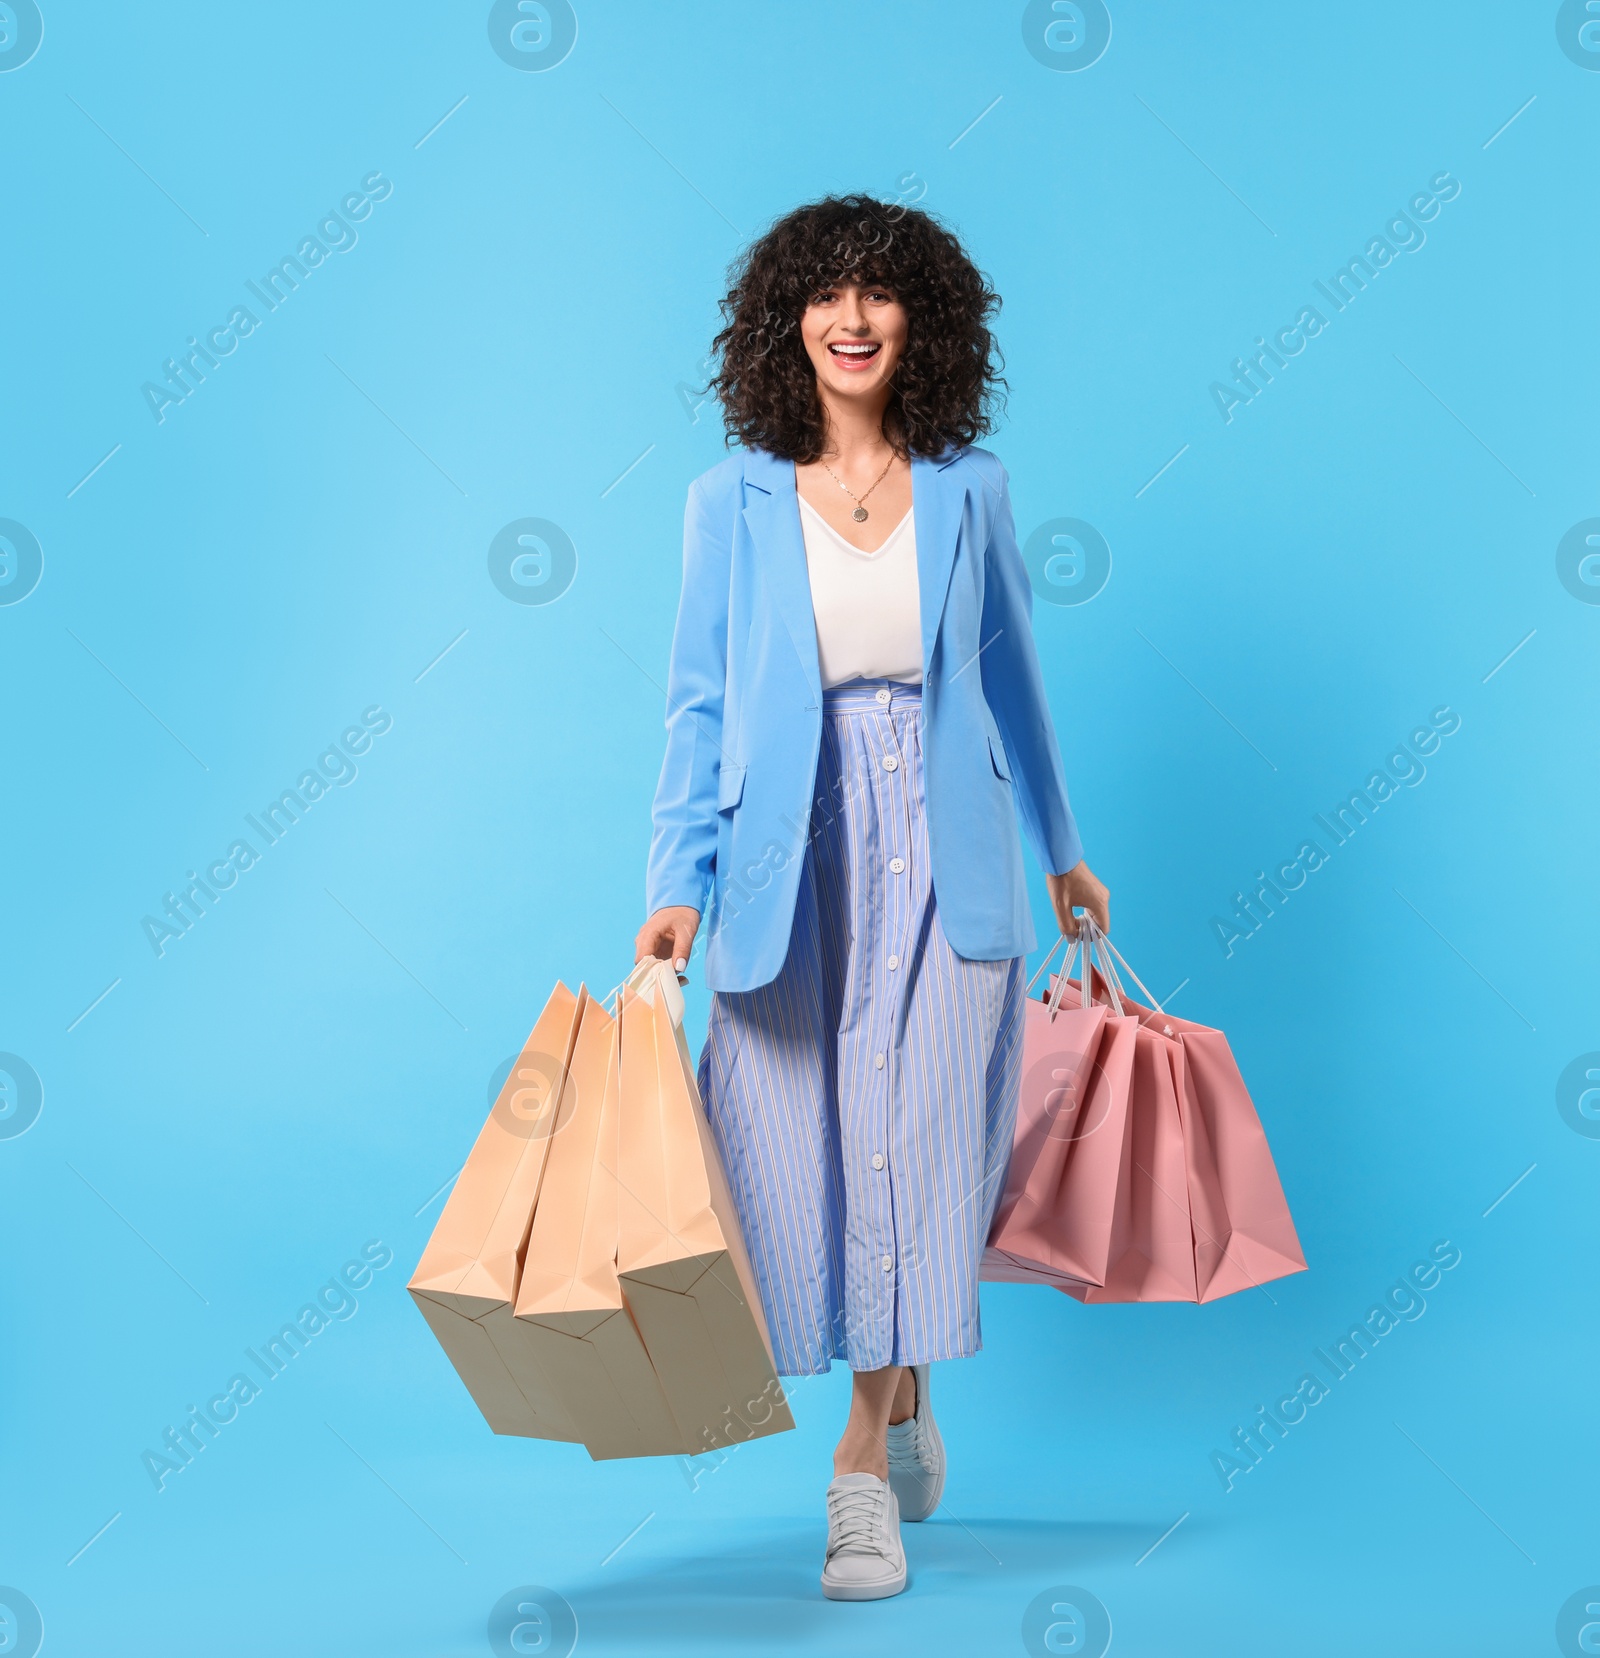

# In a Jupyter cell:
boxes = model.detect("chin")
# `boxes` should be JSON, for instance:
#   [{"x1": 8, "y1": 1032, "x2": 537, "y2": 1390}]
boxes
[{"x1": 827, "y1": 372, "x2": 887, "y2": 397}]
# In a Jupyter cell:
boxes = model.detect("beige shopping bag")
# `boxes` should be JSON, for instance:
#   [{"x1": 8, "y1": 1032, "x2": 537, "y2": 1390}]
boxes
[
  {"x1": 616, "y1": 963, "x2": 794, "y2": 1454},
  {"x1": 408, "y1": 982, "x2": 586, "y2": 1440},
  {"x1": 507, "y1": 989, "x2": 686, "y2": 1460}
]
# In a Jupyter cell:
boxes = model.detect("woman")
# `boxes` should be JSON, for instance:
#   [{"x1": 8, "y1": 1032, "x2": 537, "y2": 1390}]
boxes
[{"x1": 634, "y1": 194, "x2": 1108, "y2": 1601}]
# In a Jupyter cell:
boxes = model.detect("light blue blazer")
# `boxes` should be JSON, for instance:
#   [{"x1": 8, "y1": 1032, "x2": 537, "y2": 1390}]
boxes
[{"x1": 646, "y1": 444, "x2": 1084, "y2": 993}]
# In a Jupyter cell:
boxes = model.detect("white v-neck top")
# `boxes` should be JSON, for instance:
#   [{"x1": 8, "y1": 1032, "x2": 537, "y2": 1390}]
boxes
[{"x1": 797, "y1": 494, "x2": 923, "y2": 689}]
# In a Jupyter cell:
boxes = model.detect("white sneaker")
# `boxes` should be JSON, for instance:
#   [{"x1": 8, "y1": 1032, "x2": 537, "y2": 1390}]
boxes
[
  {"x1": 885, "y1": 1363, "x2": 945, "y2": 1522},
  {"x1": 820, "y1": 1472, "x2": 907, "y2": 1600}
]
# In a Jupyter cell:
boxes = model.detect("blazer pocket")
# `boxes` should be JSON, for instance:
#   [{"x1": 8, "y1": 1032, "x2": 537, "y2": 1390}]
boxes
[
  {"x1": 716, "y1": 762, "x2": 747, "y2": 811},
  {"x1": 988, "y1": 731, "x2": 1013, "y2": 782}
]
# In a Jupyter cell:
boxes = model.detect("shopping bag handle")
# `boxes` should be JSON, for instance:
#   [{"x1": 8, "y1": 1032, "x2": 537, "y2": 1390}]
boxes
[
  {"x1": 1025, "y1": 931, "x2": 1073, "y2": 995},
  {"x1": 1030, "y1": 923, "x2": 1124, "y2": 1020},
  {"x1": 1081, "y1": 916, "x2": 1167, "y2": 1015},
  {"x1": 1045, "y1": 937, "x2": 1082, "y2": 1020},
  {"x1": 609, "y1": 958, "x2": 687, "y2": 1028},
  {"x1": 1031, "y1": 933, "x2": 1099, "y2": 1022},
  {"x1": 1087, "y1": 928, "x2": 1120, "y2": 1014},
  {"x1": 1081, "y1": 925, "x2": 1124, "y2": 1016}
]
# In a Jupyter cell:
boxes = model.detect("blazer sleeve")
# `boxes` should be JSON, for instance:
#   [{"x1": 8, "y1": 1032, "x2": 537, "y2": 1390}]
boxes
[
  {"x1": 978, "y1": 464, "x2": 1085, "y2": 877},
  {"x1": 645, "y1": 475, "x2": 732, "y2": 916}
]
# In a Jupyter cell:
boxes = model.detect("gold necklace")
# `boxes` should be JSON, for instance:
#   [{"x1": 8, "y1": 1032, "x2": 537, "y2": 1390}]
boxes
[{"x1": 821, "y1": 453, "x2": 894, "y2": 522}]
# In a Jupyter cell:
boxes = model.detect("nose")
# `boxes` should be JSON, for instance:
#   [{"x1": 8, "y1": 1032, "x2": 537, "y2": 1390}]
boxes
[{"x1": 836, "y1": 288, "x2": 870, "y2": 333}]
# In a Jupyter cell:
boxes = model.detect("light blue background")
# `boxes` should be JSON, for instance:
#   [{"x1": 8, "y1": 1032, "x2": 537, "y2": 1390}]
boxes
[{"x1": 2, "y1": 3, "x2": 1596, "y2": 1654}]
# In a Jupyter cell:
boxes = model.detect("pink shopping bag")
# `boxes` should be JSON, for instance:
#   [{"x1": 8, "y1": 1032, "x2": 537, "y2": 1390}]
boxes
[
  {"x1": 983, "y1": 923, "x2": 1306, "y2": 1304},
  {"x1": 981, "y1": 952, "x2": 1133, "y2": 1295}
]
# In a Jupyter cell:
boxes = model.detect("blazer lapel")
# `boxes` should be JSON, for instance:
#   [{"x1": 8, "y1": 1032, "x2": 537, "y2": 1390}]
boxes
[
  {"x1": 912, "y1": 448, "x2": 968, "y2": 681},
  {"x1": 741, "y1": 450, "x2": 822, "y2": 703}
]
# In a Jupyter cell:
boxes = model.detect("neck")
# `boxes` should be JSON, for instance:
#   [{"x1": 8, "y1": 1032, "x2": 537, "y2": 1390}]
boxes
[{"x1": 817, "y1": 388, "x2": 894, "y2": 463}]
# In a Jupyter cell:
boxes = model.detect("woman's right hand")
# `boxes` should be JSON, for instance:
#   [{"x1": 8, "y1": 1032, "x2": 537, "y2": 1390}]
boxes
[{"x1": 634, "y1": 906, "x2": 701, "y2": 975}]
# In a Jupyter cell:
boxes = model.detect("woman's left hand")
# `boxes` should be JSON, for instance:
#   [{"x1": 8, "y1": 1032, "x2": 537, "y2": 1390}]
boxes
[{"x1": 1047, "y1": 861, "x2": 1109, "y2": 939}]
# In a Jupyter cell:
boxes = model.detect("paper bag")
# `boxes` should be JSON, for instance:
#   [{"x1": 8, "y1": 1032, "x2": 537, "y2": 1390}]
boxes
[
  {"x1": 616, "y1": 964, "x2": 794, "y2": 1454},
  {"x1": 408, "y1": 982, "x2": 585, "y2": 1440},
  {"x1": 982, "y1": 994, "x2": 1136, "y2": 1293},
  {"x1": 507, "y1": 989, "x2": 686, "y2": 1460},
  {"x1": 1074, "y1": 1017, "x2": 1201, "y2": 1302},
  {"x1": 1146, "y1": 1009, "x2": 1308, "y2": 1301},
  {"x1": 984, "y1": 924, "x2": 1305, "y2": 1304}
]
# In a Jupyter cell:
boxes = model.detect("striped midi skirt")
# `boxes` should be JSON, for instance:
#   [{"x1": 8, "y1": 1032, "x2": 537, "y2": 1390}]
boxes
[{"x1": 698, "y1": 679, "x2": 1026, "y2": 1376}]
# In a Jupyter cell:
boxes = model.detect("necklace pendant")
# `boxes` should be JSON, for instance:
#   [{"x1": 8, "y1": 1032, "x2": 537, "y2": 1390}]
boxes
[{"x1": 852, "y1": 506, "x2": 869, "y2": 522}]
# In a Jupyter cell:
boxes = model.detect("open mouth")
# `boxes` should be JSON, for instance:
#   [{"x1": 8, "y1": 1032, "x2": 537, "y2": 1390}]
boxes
[{"x1": 828, "y1": 341, "x2": 881, "y2": 370}]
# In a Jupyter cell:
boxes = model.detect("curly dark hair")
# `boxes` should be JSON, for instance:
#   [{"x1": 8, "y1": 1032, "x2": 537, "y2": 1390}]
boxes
[{"x1": 709, "y1": 194, "x2": 1004, "y2": 463}]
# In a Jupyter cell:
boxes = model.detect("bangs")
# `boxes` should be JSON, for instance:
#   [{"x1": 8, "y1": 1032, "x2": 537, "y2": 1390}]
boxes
[{"x1": 788, "y1": 203, "x2": 907, "y2": 303}]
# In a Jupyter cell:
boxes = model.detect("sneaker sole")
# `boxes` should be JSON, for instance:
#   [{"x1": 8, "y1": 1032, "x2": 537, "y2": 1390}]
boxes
[{"x1": 821, "y1": 1562, "x2": 908, "y2": 1601}]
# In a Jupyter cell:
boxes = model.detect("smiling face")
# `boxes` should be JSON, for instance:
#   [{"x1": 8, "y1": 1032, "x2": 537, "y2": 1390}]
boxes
[{"x1": 799, "y1": 279, "x2": 909, "y2": 409}]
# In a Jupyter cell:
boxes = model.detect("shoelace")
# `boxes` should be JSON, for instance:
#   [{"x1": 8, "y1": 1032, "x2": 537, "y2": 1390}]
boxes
[
  {"x1": 886, "y1": 1415, "x2": 924, "y2": 1474},
  {"x1": 886, "y1": 1376, "x2": 925, "y2": 1474},
  {"x1": 826, "y1": 1483, "x2": 889, "y2": 1556}
]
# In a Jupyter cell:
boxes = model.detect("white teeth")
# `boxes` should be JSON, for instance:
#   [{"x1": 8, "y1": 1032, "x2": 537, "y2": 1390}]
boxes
[{"x1": 831, "y1": 343, "x2": 878, "y2": 355}]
